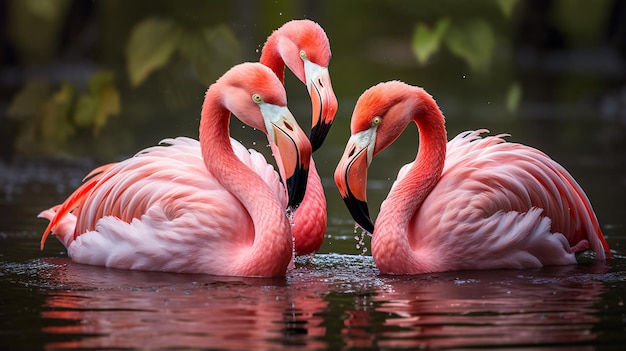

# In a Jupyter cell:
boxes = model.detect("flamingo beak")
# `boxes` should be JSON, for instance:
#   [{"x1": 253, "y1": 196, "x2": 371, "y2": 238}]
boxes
[
  {"x1": 306, "y1": 65, "x2": 337, "y2": 152},
  {"x1": 269, "y1": 109, "x2": 312, "y2": 208},
  {"x1": 334, "y1": 137, "x2": 374, "y2": 233}
]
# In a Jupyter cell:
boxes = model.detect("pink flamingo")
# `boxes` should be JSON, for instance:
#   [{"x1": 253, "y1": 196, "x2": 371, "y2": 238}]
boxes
[
  {"x1": 39, "y1": 62, "x2": 312, "y2": 277},
  {"x1": 260, "y1": 19, "x2": 338, "y2": 255},
  {"x1": 334, "y1": 81, "x2": 611, "y2": 274}
]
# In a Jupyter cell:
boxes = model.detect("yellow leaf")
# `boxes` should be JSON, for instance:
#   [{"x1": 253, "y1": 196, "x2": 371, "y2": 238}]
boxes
[
  {"x1": 39, "y1": 81, "x2": 75, "y2": 146},
  {"x1": 73, "y1": 71, "x2": 121, "y2": 134}
]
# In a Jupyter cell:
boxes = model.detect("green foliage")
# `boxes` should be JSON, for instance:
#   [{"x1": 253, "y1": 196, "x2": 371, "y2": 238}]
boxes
[
  {"x1": 444, "y1": 19, "x2": 495, "y2": 72},
  {"x1": 177, "y1": 25, "x2": 240, "y2": 86},
  {"x1": 8, "y1": 73, "x2": 121, "y2": 155},
  {"x1": 126, "y1": 18, "x2": 183, "y2": 87},
  {"x1": 411, "y1": 18, "x2": 450, "y2": 64},
  {"x1": 39, "y1": 82, "x2": 76, "y2": 148},
  {"x1": 411, "y1": 17, "x2": 496, "y2": 72},
  {"x1": 410, "y1": 0, "x2": 519, "y2": 72},
  {"x1": 496, "y1": 0, "x2": 519, "y2": 18},
  {"x1": 409, "y1": 0, "x2": 522, "y2": 113},
  {"x1": 126, "y1": 19, "x2": 240, "y2": 87},
  {"x1": 8, "y1": 80, "x2": 75, "y2": 154},
  {"x1": 7, "y1": 4, "x2": 241, "y2": 157},
  {"x1": 506, "y1": 82, "x2": 522, "y2": 113},
  {"x1": 74, "y1": 72, "x2": 121, "y2": 135}
]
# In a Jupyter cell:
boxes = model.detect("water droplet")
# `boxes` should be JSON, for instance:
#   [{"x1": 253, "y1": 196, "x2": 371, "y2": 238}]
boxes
[
  {"x1": 285, "y1": 207, "x2": 296, "y2": 227},
  {"x1": 353, "y1": 224, "x2": 371, "y2": 256}
]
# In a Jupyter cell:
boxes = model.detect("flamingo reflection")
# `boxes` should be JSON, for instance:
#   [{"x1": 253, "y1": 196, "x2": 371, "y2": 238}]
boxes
[
  {"x1": 37, "y1": 256, "x2": 611, "y2": 349},
  {"x1": 39, "y1": 258, "x2": 328, "y2": 350},
  {"x1": 351, "y1": 264, "x2": 609, "y2": 349}
]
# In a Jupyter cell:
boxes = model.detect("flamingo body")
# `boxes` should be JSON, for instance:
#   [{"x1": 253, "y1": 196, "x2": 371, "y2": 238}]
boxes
[
  {"x1": 40, "y1": 63, "x2": 312, "y2": 277},
  {"x1": 335, "y1": 81, "x2": 610, "y2": 275},
  {"x1": 41, "y1": 138, "x2": 285, "y2": 274}
]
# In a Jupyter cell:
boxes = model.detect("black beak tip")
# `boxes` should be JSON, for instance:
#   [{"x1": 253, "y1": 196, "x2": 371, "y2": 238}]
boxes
[
  {"x1": 342, "y1": 195, "x2": 374, "y2": 234},
  {"x1": 310, "y1": 121, "x2": 333, "y2": 153},
  {"x1": 286, "y1": 165, "x2": 309, "y2": 208}
]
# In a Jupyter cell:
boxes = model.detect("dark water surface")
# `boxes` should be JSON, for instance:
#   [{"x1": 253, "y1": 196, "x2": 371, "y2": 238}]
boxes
[{"x1": 1, "y1": 150, "x2": 625, "y2": 350}]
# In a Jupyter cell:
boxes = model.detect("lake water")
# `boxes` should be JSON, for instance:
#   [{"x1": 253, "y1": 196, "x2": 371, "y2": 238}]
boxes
[{"x1": 1, "y1": 137, "x2": 625, "y2": 349}]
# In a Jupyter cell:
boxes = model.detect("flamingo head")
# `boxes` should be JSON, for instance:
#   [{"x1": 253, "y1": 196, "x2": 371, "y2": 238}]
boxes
[
  {"x1": 334, "y1": 81, "x2": 419, "y2": 233},
  {"x1": 261, "y1": 20, "x2": 338, "y2": 152},
  {"x1": 219, "y1": 63, "x2": 312, "y2": 207}
]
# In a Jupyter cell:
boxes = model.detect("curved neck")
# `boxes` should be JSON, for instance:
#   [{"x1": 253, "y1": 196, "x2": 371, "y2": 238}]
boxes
[
  {"x1": 259, "y1": 35, "x2": 286, "y2": 85},
  {"x1": 373, "y1": 90, "x2": 447, "y2": 271},
  {"x1": 388, "y1": 103, "x2": 447, "y2": 210},
  {"x1": 199, "y1": 88, "x2": 292, "y2": 276}
]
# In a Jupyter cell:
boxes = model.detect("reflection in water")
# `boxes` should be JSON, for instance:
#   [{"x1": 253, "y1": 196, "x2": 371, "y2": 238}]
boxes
[
  {"x1": 39, "y1": 258, "x2": 329, "y2": 350},
  {"x1": 35, "y1": 255, "x2": 613, "y2": 349},
  {"x1": 368, "y1": 265, "x2": 608, "y2": 349}
]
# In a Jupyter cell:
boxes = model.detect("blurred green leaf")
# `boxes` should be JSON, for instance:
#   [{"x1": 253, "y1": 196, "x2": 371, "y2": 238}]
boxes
[
  {"x1": 444, "y1": 19, "x2": 495, "y2": 72},
  {"x1": 74, "y1": 94, "x2": 98, "y2": 128},
  {"x1": 93, "y1": 84, "x2": 121, "y2": 134},
  {"x1": 411, "y1": 18, "x2": 450, "y2": 65},
  {"x1": 126, "y1": 18, "x2": 182, "y2": 87},
  {"x1": 38, "y1": 82, "x2": 76, "y2": 149},
  {"x1": 506, "y1": 82, "x2": 522, "y2": 113},
  {"x1": 178, "y1": 25, "x2": 240, "y2": 85},
  {"x1": 74, "y1": 71, "x2": 121, "y2": 134},
  {"x1": 496, "y1": 0, "x2": 519, "y2": 18}
]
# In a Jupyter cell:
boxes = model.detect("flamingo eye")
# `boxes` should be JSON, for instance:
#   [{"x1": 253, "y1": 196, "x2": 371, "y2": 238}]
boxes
[
  {"x1": 252, "y1": 94, "x2": 263, "y2": 104},
  {"x1": 300, "y1": 50, "x2": 307, "y2": 60},
  {"x1": 372, "y1": 116, "x2": 382, "y2": 126}
]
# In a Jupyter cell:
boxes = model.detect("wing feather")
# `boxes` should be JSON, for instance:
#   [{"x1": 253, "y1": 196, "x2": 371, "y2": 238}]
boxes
[
  {"x1": 39, "y1": 137, "x2": 286, "y2": 262},
  {"x1": 400, "y1": 130, "x2": 608, "y2": 270}
]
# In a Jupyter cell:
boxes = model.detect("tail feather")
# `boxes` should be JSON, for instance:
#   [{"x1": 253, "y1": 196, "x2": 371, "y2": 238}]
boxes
[
  {"x1": 39, "y1": 164, "x2": 114, "y2": 250},
  {"x1": 558, "y1": 167, "x2": 611, "y2": 259}
]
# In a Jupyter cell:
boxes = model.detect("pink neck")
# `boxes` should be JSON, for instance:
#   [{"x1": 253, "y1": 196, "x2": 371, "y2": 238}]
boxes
[
  {"x1": 259, "y1": 35, "x2": 286, "y2": 85},
  {"x1": 199, "y1": 88, "x2": 292, "y2": 276},
  {"x1": 373, "y1": 89, "x2": 447, "y2": 272}
]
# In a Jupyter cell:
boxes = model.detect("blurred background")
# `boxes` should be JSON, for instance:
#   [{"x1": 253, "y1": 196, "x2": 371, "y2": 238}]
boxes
[{"x1": 1, "y1": 0, "x2": 625, "y2": 254}]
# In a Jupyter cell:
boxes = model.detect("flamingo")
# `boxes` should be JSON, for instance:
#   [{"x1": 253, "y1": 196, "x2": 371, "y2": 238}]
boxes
[
  {"x1": 334, "y1": 81, "x2": 611, "y2": 275},
  {"x1": 260, "y1": 19, "x2": 338, "y2": 255},
  {"x1": 38, "y1": 62, "x2": 312, "y2": 277}
]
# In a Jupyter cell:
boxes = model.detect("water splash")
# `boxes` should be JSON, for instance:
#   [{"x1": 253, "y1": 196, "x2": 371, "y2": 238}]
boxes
[
  {"x1": 354, "y1": 224, "x2": 372, "y2": 256},
  {"x1": 285, "y1": 206, "x2": 296, "y2": 227},
  {"x1": 285, "y1": 206, "x2": 298, "y2": 269}
]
